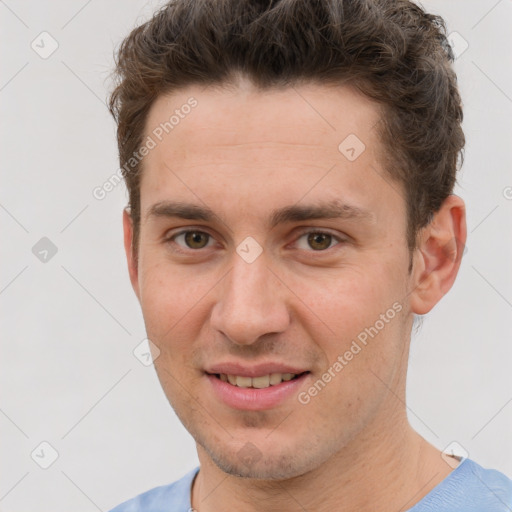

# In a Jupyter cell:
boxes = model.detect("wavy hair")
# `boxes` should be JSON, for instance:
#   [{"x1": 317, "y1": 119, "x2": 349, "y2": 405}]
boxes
[{"x1": 109, "y1": 0, "x2": 464, "y2": 257}]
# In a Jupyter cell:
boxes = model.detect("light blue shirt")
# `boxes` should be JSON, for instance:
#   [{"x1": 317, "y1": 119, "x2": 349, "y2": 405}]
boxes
[{"x1": 109, "y1": 457, "x2": 512, "y2": 511}]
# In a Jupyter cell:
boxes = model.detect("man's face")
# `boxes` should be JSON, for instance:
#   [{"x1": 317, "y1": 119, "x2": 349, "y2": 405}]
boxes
[{"x1": 125, "y1": 79, "x2": 417, "y2": 479}]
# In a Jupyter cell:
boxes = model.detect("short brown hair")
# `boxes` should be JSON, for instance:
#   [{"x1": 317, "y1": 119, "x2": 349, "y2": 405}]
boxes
[{"x1": 109, "y1": 0, "x2": 464, "y2": 258}]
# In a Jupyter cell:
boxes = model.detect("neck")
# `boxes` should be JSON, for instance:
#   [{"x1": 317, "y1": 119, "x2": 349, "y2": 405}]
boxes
[{"x1": 191, "y1": 408, "x2": 455, "y2": 512}]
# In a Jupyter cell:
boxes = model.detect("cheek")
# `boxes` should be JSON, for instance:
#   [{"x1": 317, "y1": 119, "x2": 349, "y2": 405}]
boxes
[
  {"x1": 296, "y1": 266, "x2": 406, "y2": 381},
  {"x1": 137, "y1": 258, "x2": 212, "y2": 343},
  {"x1": 296, "y1": 266, "x2": 397, "y2": 333}
]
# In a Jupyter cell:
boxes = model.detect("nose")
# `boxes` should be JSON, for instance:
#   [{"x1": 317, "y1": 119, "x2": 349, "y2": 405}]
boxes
[{"x1": 210, "y1": 251, "x2": 290, "y2": 346}]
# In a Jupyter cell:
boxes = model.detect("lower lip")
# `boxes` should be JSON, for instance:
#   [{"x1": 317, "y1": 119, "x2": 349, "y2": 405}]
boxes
[{"x1": 206, "y1": 373, "x2": 309, "y2": 411}]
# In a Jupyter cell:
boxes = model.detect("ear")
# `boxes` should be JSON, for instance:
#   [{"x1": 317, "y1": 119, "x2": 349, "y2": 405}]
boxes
[
  {"x1": 409, "y1": 195, "x2": 467, "y2": 315},
  {"x1": 123, "y1": 208, "x2": 140, "y2": 300}
]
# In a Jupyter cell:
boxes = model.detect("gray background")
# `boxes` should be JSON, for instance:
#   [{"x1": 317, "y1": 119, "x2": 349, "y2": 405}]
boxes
[{"x1": 1, "y1": 1, "x2": 511, "y2": 510}]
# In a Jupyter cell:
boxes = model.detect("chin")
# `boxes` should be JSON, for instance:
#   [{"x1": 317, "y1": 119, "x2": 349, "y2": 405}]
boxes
[
  {"x1": 212, "y1": 456, "x2": 305, "y2": 480},
  {"x1": 200, "y1": 438, "x2": 326, "y2": 481}
]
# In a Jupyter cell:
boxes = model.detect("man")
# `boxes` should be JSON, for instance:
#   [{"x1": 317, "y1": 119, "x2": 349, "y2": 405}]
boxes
[{"x1": 107, "y1": 0, "x2": 512, "y2": 510}]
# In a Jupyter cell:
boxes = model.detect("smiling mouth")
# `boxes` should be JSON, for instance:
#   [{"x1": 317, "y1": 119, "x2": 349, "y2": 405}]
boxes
[{"x1": 209, "y1": 372, "x2": 309, "y2": 389}]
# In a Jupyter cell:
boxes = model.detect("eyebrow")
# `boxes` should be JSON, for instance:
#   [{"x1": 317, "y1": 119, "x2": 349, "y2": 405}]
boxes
[{"x1": 146, "y1": 199, "x2": 375, "y2": 229}]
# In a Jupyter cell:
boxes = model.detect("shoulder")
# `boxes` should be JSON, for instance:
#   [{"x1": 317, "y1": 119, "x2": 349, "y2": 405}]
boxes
[
  {"x1": 107, "y1": 466, "x2": 199, "y2": 512},
  {"x1": 410, "y1": 457, "x2": 512, "y2": 512}
]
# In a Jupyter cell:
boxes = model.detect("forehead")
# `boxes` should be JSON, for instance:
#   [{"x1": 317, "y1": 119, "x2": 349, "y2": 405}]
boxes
[
  {"x1": 144, "y1": 79, "x2": 382, "y2": 155},
  {"x1": 139, "y1": 80, "x2": 402, "y2": 227}
]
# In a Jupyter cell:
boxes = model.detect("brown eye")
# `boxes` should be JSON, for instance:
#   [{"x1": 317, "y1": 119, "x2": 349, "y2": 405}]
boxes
[
  {"x1": 183, "y1": 231, "x2": 210, "y2": 249},
  {"x1": 307, "y1": 232, "x2": 333, "y2": 251}
]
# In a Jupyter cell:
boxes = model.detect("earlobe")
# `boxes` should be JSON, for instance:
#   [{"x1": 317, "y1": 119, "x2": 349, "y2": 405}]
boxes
[
  {"x1": 409, "y1": 195, "x2": 467, "y2": 315},
  {"x1": 122, "y1": 208, "x2": 140, "y2": 300}
]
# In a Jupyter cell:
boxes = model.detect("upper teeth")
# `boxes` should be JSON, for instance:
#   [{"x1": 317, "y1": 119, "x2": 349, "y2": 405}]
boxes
[{"x1": 219, "y1": 373, "x2": 297, "y2": 388}]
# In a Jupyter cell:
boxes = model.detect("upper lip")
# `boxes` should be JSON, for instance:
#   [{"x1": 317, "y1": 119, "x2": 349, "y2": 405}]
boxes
[{"x1": 205, "y1": 362, "x2": 309, "y2": 378}]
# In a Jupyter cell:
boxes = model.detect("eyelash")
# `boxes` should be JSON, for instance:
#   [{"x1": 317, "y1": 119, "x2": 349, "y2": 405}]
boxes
[{"x1": 165, "y1": 228, "x2": 346, "y2": 254}]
